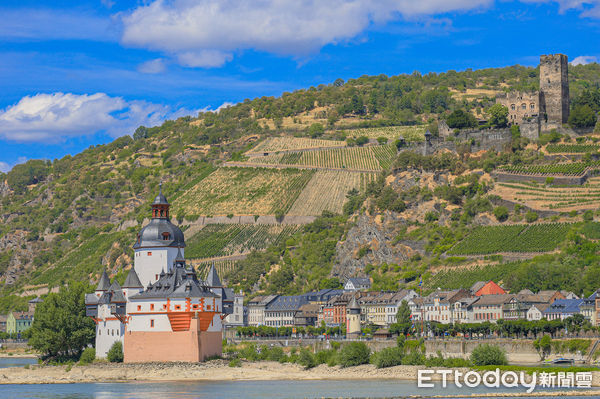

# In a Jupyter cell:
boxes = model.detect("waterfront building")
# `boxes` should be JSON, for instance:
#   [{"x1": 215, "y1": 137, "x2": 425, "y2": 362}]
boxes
[
  {"x1": 85, "y1": 188, "x2": 232, "y2": 362},
  {"x1": 6, "y1": 311, "x2": 34, "y2": 334},
  {"x1": 346, "y1": 296, "x2": 361, "y2": 338},
  {"x1": 247, "y1": 295, "x2": 278, "y2": 326}
]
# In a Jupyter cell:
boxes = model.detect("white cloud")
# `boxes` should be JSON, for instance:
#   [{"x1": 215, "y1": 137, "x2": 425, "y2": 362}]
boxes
[
  {"x1": 570, "y1": 55, "x2": 598, "y2": 65},
  {"x1": 0, "y1": 161, "x2": 10, "y2": 173},
  {"x1": 0, "y1": 93, "x2": 196, "y2": 143},
  {"x1": 137, "y1": 58, "x2": 167, "y2": 74},
  {"x1": 120, "y1": 0, "x2": 494, "y2": 67}
]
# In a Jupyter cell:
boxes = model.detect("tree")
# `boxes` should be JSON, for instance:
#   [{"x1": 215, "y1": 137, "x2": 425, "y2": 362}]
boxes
[
  {"x1": 28, "y1": 282, "x2": 95, "y2": 361},
  {"x1": 133, "y1": 126, "x2": 149, "y2": 140},
  {"x1": 525, "y1": 211, "x2": 538, "y2": 223},
  {"x1": 396, "y1": 300, "x2": 411, "y2": 324},
  {"x1": 493, "y1": 206, "x2": 509, "y2": 222},
  {"x1": 488, "y1": 104, "x2": 509, "y2": 128},
  {"x1": 308, "y1": 123, "x2": 325, "y2": 138},
  {"x1": 533, "y1": 335, "x2": 552, "y2": 361},
  {"x1": 569, "y1": 105, "x2": 597, "y2": 128},
  {"x1": 446, "y1": 110, "x2": 477, "y2": 129}
]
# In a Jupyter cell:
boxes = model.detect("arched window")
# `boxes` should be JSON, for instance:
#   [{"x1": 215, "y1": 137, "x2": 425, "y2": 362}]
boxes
[
  {"x1": 521, "y1": 103, "x2": 526, "y2": 110},
  {"x1": 530, "y1": 103, "x2": 535, "y2": 110},
  {"x1": 511, "y1": 104, "x2": 515, "y2": 110}
]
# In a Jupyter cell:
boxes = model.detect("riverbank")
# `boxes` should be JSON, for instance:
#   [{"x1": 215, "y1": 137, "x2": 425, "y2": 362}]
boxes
[{"x1": 1, "y1": 360, "x2": 600, "y2": 388}]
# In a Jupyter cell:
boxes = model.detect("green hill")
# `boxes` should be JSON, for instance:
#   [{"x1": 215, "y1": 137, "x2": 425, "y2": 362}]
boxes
[{"x1": 1, "y1": 62, "x2": 600, "y2": 310}]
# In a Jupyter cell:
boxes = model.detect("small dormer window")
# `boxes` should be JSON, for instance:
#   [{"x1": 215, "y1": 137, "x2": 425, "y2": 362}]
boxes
[{"x1": 162, "y1": 232, "x2": 171, "y2": 240}]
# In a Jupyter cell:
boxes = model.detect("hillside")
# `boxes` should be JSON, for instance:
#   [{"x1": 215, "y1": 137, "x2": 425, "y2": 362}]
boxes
[{"x1": 1, "y1": 62, "x2": 600, "y2": 311}]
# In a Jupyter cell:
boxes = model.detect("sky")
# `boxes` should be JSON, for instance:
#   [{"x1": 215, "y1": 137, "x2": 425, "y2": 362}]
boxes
[{"x1": 0, "y1": 0, "x2": 599, "y2": 171}]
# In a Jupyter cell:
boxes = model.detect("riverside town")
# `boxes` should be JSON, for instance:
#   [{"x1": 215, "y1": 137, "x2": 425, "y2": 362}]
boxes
[{"x1": 2, "y1": 2, "x2": 600, "y2": 398}]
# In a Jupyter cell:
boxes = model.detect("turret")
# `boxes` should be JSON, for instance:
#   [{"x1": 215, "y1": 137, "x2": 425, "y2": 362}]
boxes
[
  {"x1": 95, "y1": 270, "x2": 110, "y2": 297},
  {"x1": 346, "y1": 295, "x2": 361, "y2": 338}
]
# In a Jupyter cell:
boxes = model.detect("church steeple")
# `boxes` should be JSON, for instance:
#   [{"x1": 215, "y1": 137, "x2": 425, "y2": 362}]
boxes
[{"x1": 152, "y1": 183, "x2": 170, "y2": 219}]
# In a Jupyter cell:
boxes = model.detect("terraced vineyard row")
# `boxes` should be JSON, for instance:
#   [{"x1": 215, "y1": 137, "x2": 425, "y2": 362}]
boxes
[
  {"x1": 186, "y1": 224, "x2": 302, "y2": 259},
  {"x1": 196, "y1": 260, "x2": 238, "y2": 281},
  {"x1": 249, "y1": 137, "x2": 346, "y2": 153},
  {"x1": 448, "y1": 223, "x2": 574, "y2": 255},
  {"x1": 287, "y1": 171, "x2": 376, "y2": 216},
  {"x1": 546, "y1": 144, "x2": 600, "y2": 153},
  {"x1": 342, "y1": 125, "x2": 426, "y2": 141},
  {"x1": 498, "y1": 162, "x2": 600, "y2": 176},
  {"x1": 241, "y1": 145, "x2": 396, "y2": 171},
  {"x1": 495, "y1": 181, "x2": 600, "y2": 210},
  {"x1": 174, "y1": 167, "x2": 314, "y2": 216}
]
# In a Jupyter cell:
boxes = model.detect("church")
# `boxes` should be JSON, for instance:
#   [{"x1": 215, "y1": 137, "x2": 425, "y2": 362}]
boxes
[{"x1": 85, "y1": 187, "x2": 233, "y2": 362}]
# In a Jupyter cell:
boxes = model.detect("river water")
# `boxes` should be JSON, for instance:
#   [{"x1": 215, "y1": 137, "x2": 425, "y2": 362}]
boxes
[{"x1": 0, "y1": 359, "x2": 595, "y2": 398}]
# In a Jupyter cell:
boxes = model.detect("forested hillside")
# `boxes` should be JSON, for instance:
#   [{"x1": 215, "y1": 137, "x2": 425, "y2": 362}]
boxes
[{"x1": 1, "y1": 62, "x2": 600, "y2": 311}]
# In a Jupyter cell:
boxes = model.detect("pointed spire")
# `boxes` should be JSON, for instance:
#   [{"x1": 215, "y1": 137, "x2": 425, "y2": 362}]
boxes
[
  {"x1": 206, "y1": 262, "x2": 222, "y2": 287},
  {"x1": 123, "y1": 268, "x2": 143, "y2": 289},
  {"x1": 348, "y1": 295, "x2": 360, "y2": 310},
  {"x1": 95, "y1": 270, "x2": 110, "y2": 292},
  {"x1": 176, "y1": 247, "x2": 185, "y2": 261}
]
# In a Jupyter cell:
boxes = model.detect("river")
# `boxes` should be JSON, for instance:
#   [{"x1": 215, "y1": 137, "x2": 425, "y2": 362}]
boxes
[{"x1": 0, "y1": 379, "x2": 596, "y2": 399}]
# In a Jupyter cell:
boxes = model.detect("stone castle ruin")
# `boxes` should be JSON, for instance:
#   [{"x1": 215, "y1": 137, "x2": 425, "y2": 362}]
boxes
[
  {"x1": 496, "y1": 53, "x2": 569, "y2": 135},
  {"x1": 434, "y1": 54, "x2": 574, "y2": 153}
]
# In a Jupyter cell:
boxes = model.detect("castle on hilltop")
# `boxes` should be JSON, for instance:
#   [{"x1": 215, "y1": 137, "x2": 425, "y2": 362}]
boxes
[
  {"x1": 496, "y1": 53, "x2": 570, "y2": 137},
  {"x1": 85, "y1": 187, "x2": 233, "y2": 362}
]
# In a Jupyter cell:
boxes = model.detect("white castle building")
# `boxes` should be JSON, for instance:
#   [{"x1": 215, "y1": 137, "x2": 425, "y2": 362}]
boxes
[{"x1": 85, "y1": 188, "x2": 233, "y2": 362}]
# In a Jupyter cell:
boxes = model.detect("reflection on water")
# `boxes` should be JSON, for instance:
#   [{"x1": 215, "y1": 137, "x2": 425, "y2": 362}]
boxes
[
  {"x1": 0, "y1": 356, "x2": 37, "y2": 368},
  {"x1": 0, "y1": 380, "x2": 594, "y2": 399}
]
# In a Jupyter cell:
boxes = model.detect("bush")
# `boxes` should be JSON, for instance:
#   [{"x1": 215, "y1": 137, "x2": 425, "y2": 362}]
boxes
[
  {"x1": 373, "y1": 347, "x2": 403, "y2": 369},
  {"x1": 493, "y1": 206, "x2": 509, "y2": 222},
  {"x1": 338, "y1": 342, "x2": 370, "y2": 367},
  {"x1": 545, "y1": 177, "x2": 555, "y2": 185},
  {"x1": 315, "y1": 349, "x2": 337, "y2": 366},
  {"x1": 525, "y1": 211, "x2": 538, "y2": 223},
  {"x1": 583, "y1": 210, "x2": 594, "y2": 222},
  {"x1": 229, "y1": 358, "x2": 242, "y2": 367},
  {"x1": 297, "y1": 348, "x2": 316, "y2": 369},
  {"x1": 79, "y1": 347, "x2": 95, "y2": 365},
  {"x1": 470, "y1": 344, "x2": 507, "y2": 366},
  {"x1": 107, "y1": 341, "x2": 124, "y2": 363}
]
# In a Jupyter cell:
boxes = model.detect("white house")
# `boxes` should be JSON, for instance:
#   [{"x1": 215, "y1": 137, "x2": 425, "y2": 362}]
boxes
[
  {"x1": 344, "y1": 277, "x2": 371, "y2": 291},
  {"x1": 527, "y1": 304, "x2": 549, "y2": 321}
]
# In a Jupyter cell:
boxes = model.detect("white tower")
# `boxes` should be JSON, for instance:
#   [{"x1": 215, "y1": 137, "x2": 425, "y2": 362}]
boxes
[{"x1": 133, "y1": 186, "x2": 185, "y2": 287}]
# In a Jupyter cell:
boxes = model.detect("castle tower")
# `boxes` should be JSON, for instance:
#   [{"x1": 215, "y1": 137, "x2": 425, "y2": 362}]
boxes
[
  {"x1": 539, "y1": 54, "x2": 569, "y2": 125},
  {"x1": 346, "y1": 296, "x2": 361, "y2": 338},
  {"x1": 133, "y1": 186, "x2": 186, "y2": 287}
]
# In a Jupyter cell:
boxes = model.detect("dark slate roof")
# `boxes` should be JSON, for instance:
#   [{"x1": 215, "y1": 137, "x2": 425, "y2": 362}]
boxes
[
  {"x1": 96, "y1": 270, "x2": 111, "y2": 291},
  {"x1": 206, "y1": 263, "x2": 222, "y2": 287},
  {"x1": 153, "y1": 185, "x2": 169, "y2": 205},
  {"x1": 85, "y1": 293, "x2": 99, "y2": 305},
  {"x1": 470, "y1": 281, "x2": 486, "y2": 293},
  {"x1": 348, "y1": 295, "x2": 360, "y2": 310},
  {"x1": 133, "y1": 217, "x2": 185, "y2": 249},
  {"x1": 123, "y1": 268, "x2": 143, "y2": 288},
  {"x1": 544, "y1": 299, "x2": 583, "y2": 315},
  {"x1": 28, "y1": 297, "x2": 43, "y2": 304},
  {"x1": 109, "y1": 281, "x2": 126, "y2": 303},
  {"x1": 346, "y1": 277, "x2": 371, "y2": 287},
  {"x1": 266, "y1": 295, "x2": 309, "y2": 312},
  {"x1": 130, "y1": 264, "x2": 217, "y2": 300}
]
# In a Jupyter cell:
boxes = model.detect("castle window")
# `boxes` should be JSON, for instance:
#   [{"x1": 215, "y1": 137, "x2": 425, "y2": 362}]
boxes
[
  {"x1": 511, "y1": 104, "x2": 515, "y2": 110},
  {"x1": 207, "y1": 305, "x2": 211, "y2": 310},
  {"x1": 147, "y1": 252, "x2": 152, "y2": 256},
  {"x1": 150, "y1": 319, "x2": 154, "y2": 328},
  {"x1": 163, "y1": 304, "x2": 167, "y2": 310},
  {"x1": 530, "y1": 103, "x2": 535, "y2": 110},
  {"x1": 162, "y1": 232, "x2": 171, "y2": 240},
  {"x1": 150, "y1": 304, "x2": 154, "y2": 311},
  {"x1": 175, "y1": 305, "x2": 181, "y2": 310},
  {"x1": 193, "y1": 304, "x2": 199, "y2": 310},
  {"x1": 521, "y1": 103, "x2": 526, "y2": 110},
  {"x1": 137, "y1": 305, "x2": 142, "y2": 311}
]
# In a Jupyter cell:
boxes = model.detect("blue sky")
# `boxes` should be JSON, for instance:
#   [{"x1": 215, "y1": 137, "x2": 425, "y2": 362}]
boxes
[{"x1": 0, "y1": 0, "x2": 599, "y2": 171}]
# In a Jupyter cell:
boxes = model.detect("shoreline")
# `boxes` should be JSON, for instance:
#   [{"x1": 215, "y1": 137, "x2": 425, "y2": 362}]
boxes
[{"x1": 1, "y1": 360, "x2": 600, "y2": 386}]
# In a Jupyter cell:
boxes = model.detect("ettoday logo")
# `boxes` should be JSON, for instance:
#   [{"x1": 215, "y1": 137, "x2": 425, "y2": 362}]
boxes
[{"x1": 417, "y1": 369, "x2": 593, "y2": 393}]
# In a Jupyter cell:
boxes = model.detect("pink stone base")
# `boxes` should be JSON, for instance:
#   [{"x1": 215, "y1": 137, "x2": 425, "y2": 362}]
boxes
[{"x1": 124, "y1": 318, "x2": 222, "y2": 363}]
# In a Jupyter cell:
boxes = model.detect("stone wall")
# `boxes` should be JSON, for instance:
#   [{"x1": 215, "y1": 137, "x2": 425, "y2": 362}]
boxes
[
  {"x1": 411, "y1": 127, "x2": 512, "y2": 155},
  {"x1": 489, "y1": 197, "x2": 559, "y2": 218}
]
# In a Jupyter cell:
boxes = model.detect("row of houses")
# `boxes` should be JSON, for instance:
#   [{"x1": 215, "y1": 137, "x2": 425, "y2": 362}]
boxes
[
  {"x1": 0, "y1": 298, "x2": 42, "y2": 335},
  {"x1": 407, "y1": 281, "x2": 594, "y2": 325},
  {"x1": 237, "y1": 279, "x2": 600, "y2": 330}
]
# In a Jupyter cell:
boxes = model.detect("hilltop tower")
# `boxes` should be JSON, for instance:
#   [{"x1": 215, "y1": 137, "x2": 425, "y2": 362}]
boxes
[
  {"x1": 132, "y1": 185, "x2": 185, "y2": 287},
  {"x1": 539, "y1": 54, "x2": 569, "y2": 126}
]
